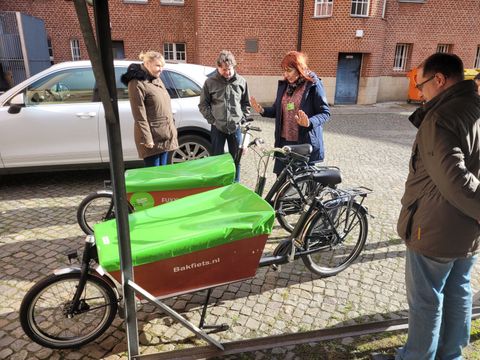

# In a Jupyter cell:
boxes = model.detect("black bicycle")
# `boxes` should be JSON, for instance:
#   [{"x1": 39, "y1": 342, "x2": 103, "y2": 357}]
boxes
[{"x1": 238, "y1": 118, "x2": 338, "y2": 233}]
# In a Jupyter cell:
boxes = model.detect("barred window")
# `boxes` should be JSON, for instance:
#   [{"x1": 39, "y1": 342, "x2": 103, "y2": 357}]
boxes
[
  {"x1": 314, "y1": 0, "x2": 333, "y2": 17},
  {"x1": 393, "y1": 43, "x2": 410, "y2": 71},
  {"x1": 70, "y1": 39, "x2": 81, "y2": 61},
  {"x1": 436, "y1": 44, "x2": 450, "y2": 53},
  {"x1": 351, "y1": 0, "x2": 369, "y2": 16}
]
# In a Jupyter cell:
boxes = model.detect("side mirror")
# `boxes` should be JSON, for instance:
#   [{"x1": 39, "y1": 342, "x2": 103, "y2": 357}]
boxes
[{"x1": 8, "y1": 93, "x2": 25, "y2": 114}]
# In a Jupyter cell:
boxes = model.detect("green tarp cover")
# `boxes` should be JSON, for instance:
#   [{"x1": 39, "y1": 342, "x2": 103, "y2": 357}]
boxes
[
  {"x1": 125, "y1": 154, "x2": 235, "y2": 192},
  {"x1": 95, "y1": 183, "x2": 274, "y2": 272}
]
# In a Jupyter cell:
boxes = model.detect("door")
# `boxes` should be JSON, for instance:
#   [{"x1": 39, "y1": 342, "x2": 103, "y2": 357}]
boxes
[
  {"x1": 0, "y1": 67, "x2": 100, "y2": 168},
  {"x1": 334, "y1": 53, "x2": 362, "y2": 105}
]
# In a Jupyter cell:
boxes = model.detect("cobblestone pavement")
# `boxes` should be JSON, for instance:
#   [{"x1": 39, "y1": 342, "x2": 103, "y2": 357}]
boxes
[{"x1": 1, "y1": 102, "x2": 479, "y2": 359}]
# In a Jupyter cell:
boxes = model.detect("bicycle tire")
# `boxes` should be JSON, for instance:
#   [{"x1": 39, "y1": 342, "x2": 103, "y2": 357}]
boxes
[
  {"x1": 300, "y1": 201, "x2": 368, "y2": 277},
  {"x1": 77, "y1": 191, "x2": 134, "y2": 235},
  {"x1": 273, "y1": 175, "x2": 321, "y2": 233},
  {"x1": 20, "y1": 273, "x2": 118, "y2": 349}
]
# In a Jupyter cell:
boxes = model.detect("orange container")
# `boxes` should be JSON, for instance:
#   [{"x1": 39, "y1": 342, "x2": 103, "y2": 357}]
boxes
[{"x1": 406, "y1": 68, "x2": 422, "y2": 103}]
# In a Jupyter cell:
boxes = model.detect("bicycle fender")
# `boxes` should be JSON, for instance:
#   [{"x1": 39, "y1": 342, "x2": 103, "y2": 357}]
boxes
[
  {"x1": 53, "y1": 266, "x2": 121, "y2": 298},
  {"x1": 95, "y1": 189, "x2": 113, "y2": 195},
  {"x1": 53, "y1": 266, "x2": 82, "y2": 276}
]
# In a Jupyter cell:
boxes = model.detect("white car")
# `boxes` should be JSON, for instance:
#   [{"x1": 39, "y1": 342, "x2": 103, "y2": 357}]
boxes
[{"x1": 0, "y1": 60, "x2": 214, "y2": 174}]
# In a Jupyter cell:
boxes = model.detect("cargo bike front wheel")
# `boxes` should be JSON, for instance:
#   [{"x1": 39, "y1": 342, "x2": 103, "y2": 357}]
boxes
[{"x1": 19, "y1": 272, "x2": 118, "y2": 349}]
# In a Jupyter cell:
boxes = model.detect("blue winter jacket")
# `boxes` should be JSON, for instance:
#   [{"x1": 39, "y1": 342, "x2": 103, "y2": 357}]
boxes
[{"x1": 262, "y1": 72, "x2": 330, "y2": 162}]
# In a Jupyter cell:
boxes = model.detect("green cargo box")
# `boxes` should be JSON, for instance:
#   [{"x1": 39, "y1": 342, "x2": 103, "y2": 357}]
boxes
[
  {"x1": 124, "y1": 154, "x2": 236, "y2": 211},
  {"x1": 95, "y1": 183, "x2": 274, "y2": 298}
]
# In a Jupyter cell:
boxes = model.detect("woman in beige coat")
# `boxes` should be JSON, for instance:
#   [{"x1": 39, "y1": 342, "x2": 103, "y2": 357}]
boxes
[{"x1": 121, "y1": 51, "x2": 178, "y2": 166}]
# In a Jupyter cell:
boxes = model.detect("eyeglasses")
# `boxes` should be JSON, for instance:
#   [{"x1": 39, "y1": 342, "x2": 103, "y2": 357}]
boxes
[{"x1": 415, "y1": 75, "x2": 435, "y2": 91}]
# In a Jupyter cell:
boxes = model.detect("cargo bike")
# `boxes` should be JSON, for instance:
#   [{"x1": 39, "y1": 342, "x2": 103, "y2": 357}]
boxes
[{"x1": 20, "y1": 155, "x2": 371, "y2": 349}]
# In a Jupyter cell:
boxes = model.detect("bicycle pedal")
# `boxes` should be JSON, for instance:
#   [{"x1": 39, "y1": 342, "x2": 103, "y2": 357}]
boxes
[{"x1": 271, "y1": 264, "x2": 281, "y2": 272}]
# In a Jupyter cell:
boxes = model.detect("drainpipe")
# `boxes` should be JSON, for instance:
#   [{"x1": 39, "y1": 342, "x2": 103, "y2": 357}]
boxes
[{"x1": 297, "y1": 0, "x2": 304, "y2": 51}]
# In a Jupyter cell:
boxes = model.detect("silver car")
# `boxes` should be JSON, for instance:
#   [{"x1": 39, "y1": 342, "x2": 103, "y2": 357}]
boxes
[{"x1": 0, "y1": 60, "x2": 214, "y2": 174}]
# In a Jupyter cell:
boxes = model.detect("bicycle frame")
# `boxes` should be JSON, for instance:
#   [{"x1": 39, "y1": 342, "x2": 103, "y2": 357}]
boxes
[{"x1": 55, "y1": 236, "x2": 120, "y2": 316}]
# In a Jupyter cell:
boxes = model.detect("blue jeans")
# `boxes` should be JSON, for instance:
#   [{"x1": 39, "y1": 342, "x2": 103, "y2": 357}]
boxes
[
  {"x1": 143, "y1": 152, "x2": 168, "y2": 167},
  {"x1": 396, "y1": 248, "x2": 477, "y2": 360},
  {"x1": 211, "y1": 125, "x2": 241, "y2": 182}
]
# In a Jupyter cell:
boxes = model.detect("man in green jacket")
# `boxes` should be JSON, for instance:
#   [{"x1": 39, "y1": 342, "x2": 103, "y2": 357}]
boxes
[
  {"x1": 396, "y1": 53, "x2": 480, "y2": 359},
  {"x1": 198, "y1": 50, "x2": 250, "y2": 181}
]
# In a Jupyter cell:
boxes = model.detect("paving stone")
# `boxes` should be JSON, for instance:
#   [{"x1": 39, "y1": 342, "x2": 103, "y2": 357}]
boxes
[{"x1": 0, "y1": 348, "x2": 13, "y2": 359}]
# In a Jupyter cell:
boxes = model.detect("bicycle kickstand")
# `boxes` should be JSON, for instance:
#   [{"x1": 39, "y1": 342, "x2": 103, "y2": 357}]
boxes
[{"x1": 198, "y1": 288, "x2": 229, "y2": 333}]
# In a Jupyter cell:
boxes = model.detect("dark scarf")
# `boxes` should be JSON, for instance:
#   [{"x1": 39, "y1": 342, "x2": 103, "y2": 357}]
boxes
[
  {"x1": 120, "y1": 63, "x2": 156, "y2": 85},
  {"x1": 286, "y1": 76, "x2": 306, "y2": 96}
]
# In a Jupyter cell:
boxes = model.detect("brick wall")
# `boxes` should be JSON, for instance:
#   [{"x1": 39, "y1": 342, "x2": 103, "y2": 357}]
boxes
[
  {"x1": 4, "y1": 0, "x2": 480, "y2": 74},
  {"x1": 301, "y1": 0, "x2": 388, "y2": 78},
  {"x1": 2, "y1": 0, "x2": 480, "y2": 103},
  {"x1": 383, "y1": 0, "x2": 480, "y2": 75},
  {"x1": 0, "y1": 0, "x2": 196, "y2": 63},
  {"x1": 194, "y1": 0, "x2": 298, "y2": 76}
]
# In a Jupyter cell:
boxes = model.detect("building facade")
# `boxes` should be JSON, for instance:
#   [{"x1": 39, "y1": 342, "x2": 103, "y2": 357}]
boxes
[{"x1": 1, "y1": 0, "x2": 480, "y2": 104}]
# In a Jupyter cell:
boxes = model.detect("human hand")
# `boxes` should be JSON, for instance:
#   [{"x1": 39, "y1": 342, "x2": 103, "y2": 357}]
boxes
[
  {"x1": 144, "y1": 142, "x2": 154, "y2": 149},
  {"x1": 295, "y1": 110, "x2": 310, "y2": 127},
  {"x1": 250, "y1": 96, "x2": 264, "y2": 114}
]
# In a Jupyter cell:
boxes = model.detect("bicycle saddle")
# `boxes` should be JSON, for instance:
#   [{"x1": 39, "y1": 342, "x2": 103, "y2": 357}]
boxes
[
  {"x1": 283, "y1": 144, "x2": 312, "y2": 156},
  {"x1": 311, "y1": 169, "x2": 342, "y2": 186}
]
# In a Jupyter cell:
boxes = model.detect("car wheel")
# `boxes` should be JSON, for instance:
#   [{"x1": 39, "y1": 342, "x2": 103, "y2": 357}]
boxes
[{"x1": 169, "y1": 134, "x2": 212, "y2": 164}]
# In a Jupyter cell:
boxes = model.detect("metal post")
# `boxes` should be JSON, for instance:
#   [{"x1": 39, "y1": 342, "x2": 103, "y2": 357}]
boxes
[
  {"x1": 92, "y1": 1, "x2": 140, "y2": 357},
  {"x1": 72, "y1": 0, "x2": 139, "y2": 357},
  {"x1": 15, "y1": 12, "x2": 30, "y2": 78}
]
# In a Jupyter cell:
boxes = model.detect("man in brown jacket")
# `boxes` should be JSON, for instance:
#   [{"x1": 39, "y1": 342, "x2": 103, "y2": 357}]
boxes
[{"x1": 395, "y1": 53, "x2": 480, "y2": 360}]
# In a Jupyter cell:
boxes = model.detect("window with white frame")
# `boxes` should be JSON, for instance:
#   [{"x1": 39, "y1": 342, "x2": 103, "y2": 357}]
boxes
[
  {"x1": 475, "y1": 46, "x2": 480, "y2": 68},
  {"x1": 163, "y1": 43, "x2": 186, "y2": 63},
  {"x1": 393, "y1": 43, "x2": 410, "y2": 71},
  {"x1": 160, "y1": 0, "x2": 184, "y2": 4},
  {"x1": 382, "y1": 0, "x2": 387, "y2": 18},
  {"x1": 314, "y1": 0, "x2": 333, "y2": 17},
  {"x1": 436, "y1": 44, "x2": 450, "y2": 53},
  {"x1": 351, "y1": 0, "x2": 369, "y2": 16},
  {"x1": 70, "y1": 39, "x2": 81, "y2": 61}
]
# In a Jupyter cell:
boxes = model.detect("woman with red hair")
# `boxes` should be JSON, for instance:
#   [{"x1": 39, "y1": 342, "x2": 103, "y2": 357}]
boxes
[{"x1": 251, "y1": 51, "x2": 330, "y2": 174}]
